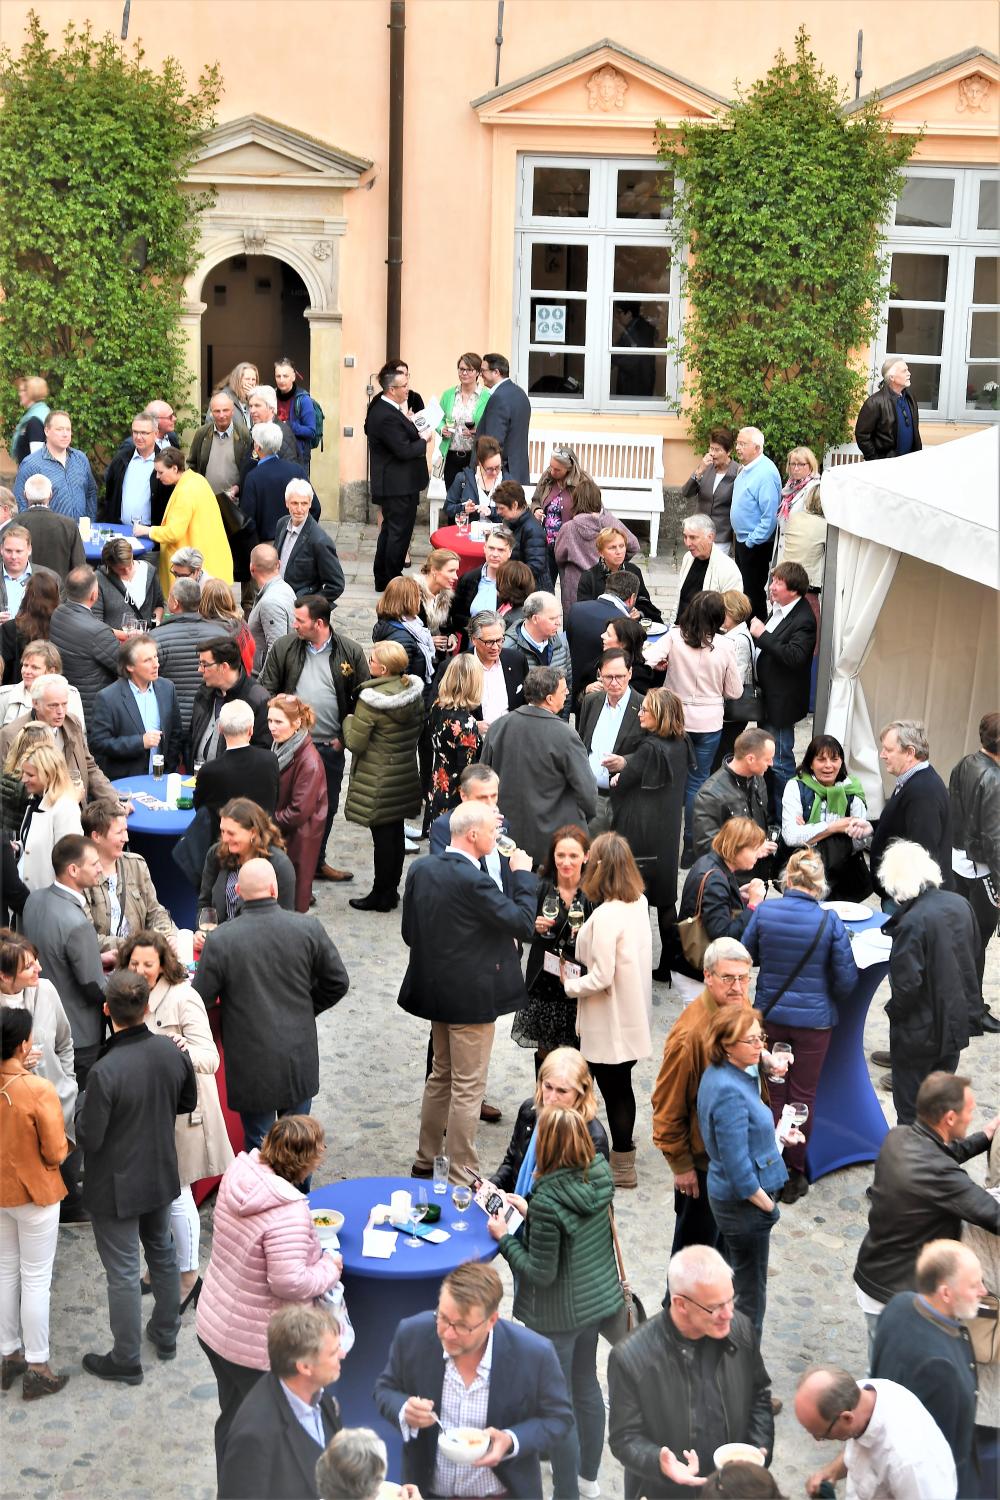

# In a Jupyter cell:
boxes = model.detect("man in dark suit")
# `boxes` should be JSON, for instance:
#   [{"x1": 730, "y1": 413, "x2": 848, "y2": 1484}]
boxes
[
  {"x1": 220, "y1": 1306, "x2": 342, "y2": 1500},
  {"x1": 48, "y1": 567, "x2": 121, "y2": 723},
  {"x1": 565, "y1": 571, "x2": 640, "y2": 696},
  {"x1": 468, "y1": 610, "x2": 526, "y2": 726},
  {"x1": 193, "y1": 699, "x2": 279, "y2": 837},
  {"x1": 239, "y1": 423, "x2": 317, "y2": 542},
  {"x1": 79, "y1": 968, "x2": 197, "y2": 1384},
  {"x1": 3, "y1": 475, "x2": 85, "y2": 576},
  {"x1": 189, "y1": 635, "x2": 271, "y2": 766},
  {"x1": 102, "y1": 412, "x2": 169, "y2": 527},
  {"x1": 399, "y1": 800, "x2": 537, "y2": 1181},
  {"x1": 577, "y1": 647, "x2": 645, "y2": 833},
  {"x1": 89, "y1": 638, "x2": 183, "y2": 779},
  {"x1": 0, "y1": 524, "x2": 60, "y2": 614},
  {"x1": 748, "y1": 560, "x2": 817, "y2": 818},
  {"x1": 364, "y1": 365, "x2": 435, "y2": 591},
  {"x1": 375, "y1": 1261, "x2": 573, "y2": 1500},
  {"x1": 476, "y1": 353, "x2": 531, "y2": 485},
  {"x1": 870, "y1": 719, "x2": 954, "y2": 906},
  {"x1": 274, "y1": 483, "x2": 345, "y2": 604}
]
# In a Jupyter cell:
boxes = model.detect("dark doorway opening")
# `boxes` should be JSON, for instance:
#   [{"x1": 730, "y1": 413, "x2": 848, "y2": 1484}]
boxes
[{"x1": 200, "y1": 255, "x2": 310, "y2": 404}]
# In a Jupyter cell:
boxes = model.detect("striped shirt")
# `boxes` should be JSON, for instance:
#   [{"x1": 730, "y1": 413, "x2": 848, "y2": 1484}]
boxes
[{"x1": 14, "y1": 446, "x2": 97, "y2": 521}]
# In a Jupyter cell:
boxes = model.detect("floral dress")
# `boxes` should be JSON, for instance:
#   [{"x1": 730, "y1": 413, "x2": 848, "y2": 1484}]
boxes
[
  {"x1": 428, "y1": 704, "x2": 482, "y2": 818},
  {"x1": 511, "y1": 881, "x2": 593, "y2": 1052}
]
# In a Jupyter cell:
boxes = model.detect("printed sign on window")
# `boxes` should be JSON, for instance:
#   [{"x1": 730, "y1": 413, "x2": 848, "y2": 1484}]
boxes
[{"x1": 535, "y1": 304, "x2": 567, "y2": 343}]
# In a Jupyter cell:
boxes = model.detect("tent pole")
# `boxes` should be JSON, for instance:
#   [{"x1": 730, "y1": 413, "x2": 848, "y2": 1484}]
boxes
[{"x1": 813, "y1": 525, "x2": 839, "y2": 731}]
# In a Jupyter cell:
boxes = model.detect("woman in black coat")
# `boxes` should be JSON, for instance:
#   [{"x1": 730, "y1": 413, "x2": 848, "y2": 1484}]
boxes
[
  {"x1": 371, "y1": 577, "x2": 434, "y2": 686},
  {"x1": 511, "y1": 824, "x2": 593, "y2": 1069},
  {"x1": 93, "y1": 536, "x2": 164, "y2": 631},
  {"x1": 668, "y1": 816, "x2": 771, "y2": 997},
  {"x1": 609, "y1": 688, "x2": 691, "y2": 981},
  {"x1": 492, "y1": 1048, "x2": 609, "y2": 1193},
  {"x1": 576, "y1": 526, "x2": 663, "y2": 624},
  {"x1": 197, "y1": 798, "x2": 296, "y2": 921}
]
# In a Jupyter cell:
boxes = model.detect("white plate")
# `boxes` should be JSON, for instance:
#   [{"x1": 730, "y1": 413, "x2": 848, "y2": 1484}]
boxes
[{"x1": 821, "y1": 900, "x2": 872, "y2": 922}]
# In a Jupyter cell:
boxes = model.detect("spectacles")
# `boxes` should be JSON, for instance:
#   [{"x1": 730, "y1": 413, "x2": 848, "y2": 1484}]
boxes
[
  {"x1": 820, "y1": 1413, "x2": 843, "y2": 1440},
  {"x1": 552, "y1": 447, "x2": 576, "y2": 463},
  {"x1": 714, "y1": 973, "x2": 751, "y2": 988},
  {"x1": 600, "y1": 673, "x2": 629, "y2": 684},
  {"x1": 676, "y1": 1292, "x2": 735, "y2": 1318},
  {"x1": 436, "y1": 1309, "x2": 489, "y2": 1337},
  {"x1": 740, "y1": 1032, "x2": 767, "y2": 1046}
]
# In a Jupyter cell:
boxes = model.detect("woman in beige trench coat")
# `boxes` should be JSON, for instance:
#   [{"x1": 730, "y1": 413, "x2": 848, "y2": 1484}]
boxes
[{"x1": 119, "y1": 929, "x2": 234, "y2": 1306}]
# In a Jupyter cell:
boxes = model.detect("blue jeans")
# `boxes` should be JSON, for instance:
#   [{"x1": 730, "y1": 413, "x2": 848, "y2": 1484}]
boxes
[
  {"x1": 547, "y1": 1322, "x2": 605, "y2": 1495},
  {"x1": 709, "y1": 1196, "x2": 780, "y2": 1335},
  {"x1": 240, "y1": 1098, "x2": 313, "y2": 1154},
  {"x1": 761, "y1": 723, "x2": 795, "y2": 821},
  {"x1": 684, "y1": 729, "x2": 723, "y2": 854}
]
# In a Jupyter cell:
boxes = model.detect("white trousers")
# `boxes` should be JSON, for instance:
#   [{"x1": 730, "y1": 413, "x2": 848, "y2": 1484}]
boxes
[
  {"x1": 0, "y1": 1201, "x2": 60, "y2": 1364},
  {"x1": 170, "y1": 1185, "x2": 200, "y2": 1273}
]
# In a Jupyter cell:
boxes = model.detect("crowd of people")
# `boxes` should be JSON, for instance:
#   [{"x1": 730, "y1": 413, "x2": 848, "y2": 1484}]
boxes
[{"x1": 0, "y1": 350, "x2": 997, "y2": 1500}]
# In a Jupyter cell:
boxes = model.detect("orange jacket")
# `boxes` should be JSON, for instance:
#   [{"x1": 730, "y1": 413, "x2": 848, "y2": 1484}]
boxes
[{"x1": 0, "y1": 1060, "x2": 69, "y2": 1206}]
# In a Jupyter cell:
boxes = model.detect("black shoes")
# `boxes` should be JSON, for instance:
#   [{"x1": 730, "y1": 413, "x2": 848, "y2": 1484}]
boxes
[
  {"x1": 82, "y1": 1351, "x2": 143, "y2": 1385},
  {"x1": 179, "y1": 1277, "x2": 203, "y2": 1314},
  {"x1": 348, "y1": 891, "x2": 398, "y2": 912},
  {"x1": 869, "y1": 1050, "x2": 892, "y2": 1068},
  {"x1": 782, "y1": 1168, "x2": 810, "y2": 1204},
  {"x1": 979, "y1": 1010, "x2": 1000, "y2": 1034},
  {"x1": 145, "y1": 1321, "x2": 176, "y2": 1361}
]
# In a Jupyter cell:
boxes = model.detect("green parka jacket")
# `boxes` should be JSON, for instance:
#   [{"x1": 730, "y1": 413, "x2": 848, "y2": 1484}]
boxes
[{"x1": 343, "y1": 674, "x2": 424, "y2": 827}]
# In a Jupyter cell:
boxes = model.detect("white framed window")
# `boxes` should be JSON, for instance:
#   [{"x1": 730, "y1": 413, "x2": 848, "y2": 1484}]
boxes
[
  {"x1": 879, "y1": 167, "x2": 999, "y2": 420},
  {"x1": 514, "y1": 156, "x2": 680, "y2": 412}
]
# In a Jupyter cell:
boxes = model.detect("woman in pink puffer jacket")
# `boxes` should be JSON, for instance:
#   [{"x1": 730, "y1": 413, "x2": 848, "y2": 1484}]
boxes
[{"x1": 196, "y1": 1116, "x2": 340, "y2": 1478}]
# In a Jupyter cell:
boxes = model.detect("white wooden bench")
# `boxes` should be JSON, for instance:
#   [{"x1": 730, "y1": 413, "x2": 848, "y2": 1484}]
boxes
[
  {"x1": 427, "y1": 429, "x2": 665, "y2": 555},
  {"x1": 823, "y1": 442, "x2": 864, "y2": 469}
]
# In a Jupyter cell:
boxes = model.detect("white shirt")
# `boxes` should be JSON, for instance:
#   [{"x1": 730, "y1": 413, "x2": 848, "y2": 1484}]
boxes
[
  {"x1": 480, "y1": 659, "x2": 509, "y2": 726},
  {"x1": 53, "y1": 880, "x2": 87, "y2": 910},
  {"x1": 844, "y1": 1380, "x2": 956, "y2": 1500},
  {"x1": 588, "y1": 694, "x2": 628, "y2": 789},
  {"x1": 121, "y1": 450, "x2": 154, "y2": 526}
]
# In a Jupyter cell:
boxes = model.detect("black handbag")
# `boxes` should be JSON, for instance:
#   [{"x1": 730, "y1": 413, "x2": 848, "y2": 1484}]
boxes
[
  {"x1": 599, "y1": 1209, "x2": 648, "y2": 1345},
  {"x1": 727, "y1": 641, "x2": 763, "y2": 724}
]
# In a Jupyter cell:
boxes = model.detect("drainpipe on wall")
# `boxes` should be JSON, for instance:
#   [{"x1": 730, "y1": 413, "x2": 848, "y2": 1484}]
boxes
[{"x1": 386, "y1": 0, "x2": 405, "y2": 360}]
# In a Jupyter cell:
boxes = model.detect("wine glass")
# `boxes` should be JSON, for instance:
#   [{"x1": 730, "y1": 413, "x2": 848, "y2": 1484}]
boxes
[
  {"x1": 197, "y1": 907, "x2": 218, "y2": 936},
  {"x1": 541, "y1": 894, "x2": 560, "y2": 923},
  {"x1": 766, "y1": 1042, "x2": 793, "y2": 1081},
  {"x1": 495, "y1": 832, "x2": 516, "y2": 858},
  {"x1": 789, "y1": 1103, "x2": 809, "y2": 1129},
  {"x1": 451, "y1": 1185, "x2": 472, "y2": 1230},
  {"x1": 405, "y1": 1187, "x2": 430, "y2": 1247},
  {"x1": 567, "y1": 898, "x2": 585, "y2": 936}
]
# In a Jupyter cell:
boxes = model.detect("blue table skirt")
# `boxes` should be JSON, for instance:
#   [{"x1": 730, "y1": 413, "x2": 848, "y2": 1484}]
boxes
[
  {"x1": 112, "y1": 774, "x2": 197, "y2": 930},
  {"x1": 309, "y1": 1175, "x2": 498, "y2": 1475},
  {"x1": 83, "y1": 521, "x2": 152, "y2": 563},
  {"x1": 806, "y1": 910, "x2": 891, "y2": 1181}
]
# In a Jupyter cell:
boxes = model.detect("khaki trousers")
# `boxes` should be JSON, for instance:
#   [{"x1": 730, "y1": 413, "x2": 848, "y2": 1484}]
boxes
[{"x1": 416, "y1": 1021, "x2": 495, "y2": 1183}]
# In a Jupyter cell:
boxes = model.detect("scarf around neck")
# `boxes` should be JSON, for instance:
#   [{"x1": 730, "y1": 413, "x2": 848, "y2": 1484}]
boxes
[
  {"x1": 799, "y1": 770, "x2": 866, "y2": 822},
  {"x1": 272, "y1": 726, "x2": 309, "y2": 773},
  {"x1": 778, "y1": 473, "x2": 814, "y2": 522},
  {"x1": 399, "y1": 615, "x2": 436, "y2": 679}
]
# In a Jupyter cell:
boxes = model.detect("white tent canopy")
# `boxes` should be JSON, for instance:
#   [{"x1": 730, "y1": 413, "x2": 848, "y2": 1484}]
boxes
[{"x1": 818, "y1": 427, "x2": 999, "y2": 814}]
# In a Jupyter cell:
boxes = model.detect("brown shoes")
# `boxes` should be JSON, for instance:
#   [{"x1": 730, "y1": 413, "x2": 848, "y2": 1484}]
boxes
[
  {"x1": 316, "y1": 865, "x2": 354, "y2": 882},
  {"x1": 1, "y1": 1352, "x2": 26, "y2": 1390},
  {"x1": 480, "y1": 1101, "x2": 502, "y2": 1123},
  {"x1": 23, "y1": 1368, "x2": 70, "y2": 1402}
]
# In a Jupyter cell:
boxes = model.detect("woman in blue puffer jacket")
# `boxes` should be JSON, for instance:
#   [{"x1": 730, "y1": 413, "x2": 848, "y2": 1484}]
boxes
[{"x1": 742, "y1": 847, "x2": 858, "y2": 1203}]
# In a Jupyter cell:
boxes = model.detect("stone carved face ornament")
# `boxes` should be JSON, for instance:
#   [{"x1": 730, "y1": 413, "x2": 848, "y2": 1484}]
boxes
[
  {"x1": 957, "y1": 73, "x2": 992, "y2": 112},
  {"x1": 587, "y1": 65, "x2": 628, "y2": 112}
]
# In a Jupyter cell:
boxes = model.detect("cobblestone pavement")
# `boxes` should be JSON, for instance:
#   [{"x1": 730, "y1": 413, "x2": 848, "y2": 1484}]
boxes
[{"x1": 3, "y1": 524, "x2": 997, "y2": 1500}]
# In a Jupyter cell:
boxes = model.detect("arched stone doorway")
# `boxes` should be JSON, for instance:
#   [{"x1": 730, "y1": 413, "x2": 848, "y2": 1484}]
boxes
[
  {"x1": 199, "y1": 254, "x2": 311, "y2": 406},
  {"x1": 180, "y1": 115, "x2": 372, "y2": 515}
]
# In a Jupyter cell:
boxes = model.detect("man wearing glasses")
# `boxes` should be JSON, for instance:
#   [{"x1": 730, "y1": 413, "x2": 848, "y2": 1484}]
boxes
[
  {"x1": 652, "y1": 939, "x2": 754, "y2": 1258},
  {"x1": 577, "y1": 646, "x2": 644, "y2": 833},
  {"x1": 375, "y1": 1261, "x2": 572, "y2": 1499},
  {"x1": 609, "y1": 1244, "x2": 773, "y2": 1500}
]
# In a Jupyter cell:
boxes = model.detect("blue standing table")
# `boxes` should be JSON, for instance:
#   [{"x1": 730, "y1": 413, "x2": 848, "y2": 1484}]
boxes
[
  {"x1": 308, "y1": 1175, "x2": 498, "y2": 1473},
  {"x1": 806, "y1": 910, "x2": 892, "y2": 1181},
  {"x1": 82, "y1": 522, "x2": 152, "y2": 563},
  {"x1": 111, "y1": 774, "x2": 197, "y2": 929}
]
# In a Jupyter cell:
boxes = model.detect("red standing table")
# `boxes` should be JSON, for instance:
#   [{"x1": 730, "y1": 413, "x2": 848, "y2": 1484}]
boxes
[{"x1": 429, "y1": 523, "x2": 486, "y2": 577}]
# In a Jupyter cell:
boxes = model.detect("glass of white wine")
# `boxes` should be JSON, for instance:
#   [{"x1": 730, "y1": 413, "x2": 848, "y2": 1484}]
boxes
[
  {"x1": 451, "y1": 1184, "x2": 472, "y2": 1230},
  {"x1": 405, "y1": 1187, "x2": 430, "y2": 1247},
  {"x1": 567, "y1": 898, "x2": 585, "y2": 936},
  {"x1": 495, "y1": 833, "x2": 516, "y2": 857},
  {"x1": 541, "y1": 895, "x2": 560, "y2": 923},
  {"x1": 789, "y1": 1103, "x2": 809, "y2": 1129}
]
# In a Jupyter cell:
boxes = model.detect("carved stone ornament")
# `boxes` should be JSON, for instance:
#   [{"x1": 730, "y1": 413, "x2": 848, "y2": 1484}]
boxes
[
  {"x1": 957, "y1": 73, "x2": 992, "y2": 112},
  {"x1": 312, "y1": 240, "x2": 332, "y2": 260},
  {"x1": 243, "y1": 225, "x2": 268, "y2": 254},
  {"x1": 587, "y1": 65, "x2": 628, "y2": 112}
]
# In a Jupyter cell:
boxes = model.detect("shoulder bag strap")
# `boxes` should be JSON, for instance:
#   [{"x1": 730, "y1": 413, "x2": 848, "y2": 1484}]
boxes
[
  {"x1": 608, "y1": 1206, "x2": 627, "y2": 1283},
  {"x1": 692, "y1": 870, "x2": 713, "y2": 919},
  {"x1": 758, "y1": 910, "x2": 830, "y2": 1020}
]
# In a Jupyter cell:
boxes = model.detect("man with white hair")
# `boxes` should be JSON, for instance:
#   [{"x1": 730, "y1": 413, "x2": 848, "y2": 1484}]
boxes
[
  {"x1": 730, "y1": 427, "x2": 780, "y2": 621},
  {"x1": 878, "y1": 839, "x2": 980, "y2": 1123},
  {"x1": 240, "y1": 422, "x2": 315, "y2": 543},
  {"x1": 855, "y1": 358, "x2": 922, "y2": 462},
  {"x1": 676, "y1": 513, "x2": 744, "y2": 617},
  {"x1": 1, "y1": 473, "x2": 85, "y2": 576},
  {"x1": 244, "y1": 384, "x2": 298, "y2": 470},
  {"x1": 273, "y1": 482, "x2": 345, "y2": 603},
  {"x1": 505, "y1": 590, "x2": 573, "y2": 715},
  {"x1": 188, "y1": 391, "x2": 251, "y2": 497},
  {"x1": 0, "y1": 672, "x2": 118, "y2": 802},
  {"x1": 246, "y1": 543, "x2": 297, "y2": 670},
  {"x1": 870, "y1": 720, "x2": 953, "y2": 910},
  {"x1": 652, "y1": 938, "x2": 754, "y2": 1256},
  {"x1": 871, "y1": 1239, "x2": 984, "y2": 1496},
  {"x1": 193, "y1": 699, "x2": 279, "y2": 837},
  {"x1": 609, "y1": 1243, "x2": 773, "y2": 1499}
]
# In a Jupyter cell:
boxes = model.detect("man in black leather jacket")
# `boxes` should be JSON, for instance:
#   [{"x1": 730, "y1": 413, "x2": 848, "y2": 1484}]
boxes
[
  {"x1": 949, "y1": 711, "x2": 1000, "y2": 1029},
  {"x1": 609, "y1": 1245, "x2": 773, "y2": 1499},
  {"x1": 854, "y1": 358, "x2": 922, "y2": 460}
]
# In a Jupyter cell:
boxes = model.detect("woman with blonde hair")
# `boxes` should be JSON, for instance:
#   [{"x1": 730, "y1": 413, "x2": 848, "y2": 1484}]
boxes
[
  {"x1": 487, "y1": 1106, "x2": 620, "y2": 1500},
  {"x1": 1, "y1": 723, "x2": 54, "y2": 841},
  {"x1": 211, "y1": 361, "x2": 259, "y2": 430},
  {"x1": 11, "y1": 377, "x2": 50, "y2": 463},
  {"x1": 199, "y1": 578, "x2": 255, "y2": 676},
  {"x1": 776, "y1": 484, "x2": 827, "y2": 590},
  {"x1": 741, "y1": 847, "x2": 857, "y2": 1202},
  {"x1": 14, "y1": 744, "x2": 82, "y2": 891},
  {"x1": 773, "y1": 447, "x2": 821, "y2": 568},
  {"x1": 344, "y1": 640, "x2": 424, "y2": 912},
  {"x1": 267, "y1": 695, "x2": 329, "y2": 912},
  {"x1": 427, "y1": 655, "x2": 483, "y2": 819},
  {"x1": 576, "y1": 524, "x2": 663, "y2": 623},
  {"x1": 562, "y1": 832, "x2": 652, "y2": 1188},
  {"x1": 671, "y1": 817, "x2": 771, "y2": 1000},
  {"x1": 415, "y1": 548, "x2": 460, "y2": 658},
  {"x1": 493, "y1": 1046, "x2": 609, "y2": 1194}
]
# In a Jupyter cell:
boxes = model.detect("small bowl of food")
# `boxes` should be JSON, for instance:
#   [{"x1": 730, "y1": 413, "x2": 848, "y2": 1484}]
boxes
[
  {"x1": 437, "y1": 1427, "x2": 490, "y2": 1465},
  {"x1": 713, "y1": 1443, "x2": 766, "y2": 1470},
  {"x1": 310, "y1": 1208, "x2": 344, "y2": 1241}
]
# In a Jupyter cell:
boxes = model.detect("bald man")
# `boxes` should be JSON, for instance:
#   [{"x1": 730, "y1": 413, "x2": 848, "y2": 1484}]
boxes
[
  {"x1": 193, "y1": 857, "x2": 349, "y2": 1153},
  {"x1": 247, "y1": 543, "x2": 297, "y2": 672}
]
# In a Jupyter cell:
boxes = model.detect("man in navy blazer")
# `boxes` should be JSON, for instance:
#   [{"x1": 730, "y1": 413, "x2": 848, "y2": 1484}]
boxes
[
  {"x1": 476, "y1": 353, "x2": 531, "y2": 484},
  {"x1": 399, "y1": 799, "x2": 537, "y2": 1181},
  {"x1": 429, "y1": 764, "x2": 511, "y2": 893},
  {"x1": 565, "y1": 571, "x2": 640, "y2": 697},
  {"x1": 374, "y1": 1262, "x2": 573, "y2": 1500},
  {"x1": 239, "y1": 423, "x2": 318, "y2": 542},
  {"x1": 89, "y1": 638, "x2": 182, "y2": 780},
  {"x1": 748, "y1": 560, "x2": 817, "y2": 816},
  {"x1": 364, "y1": 365, "x2": 434, "y2": 591},
  {"x1": 870, "y1": 719, "x2": 954, "y2": 904}
]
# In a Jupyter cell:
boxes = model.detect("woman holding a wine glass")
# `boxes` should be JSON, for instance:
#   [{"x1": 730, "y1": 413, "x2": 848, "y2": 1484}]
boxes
[
  {"x1": 511, "y1": 825, "x2": 592, "y2": 1072},
  {"x1": 436, "y1": 353, "x2": 490, "y2": 490},
  {"x1": 198, "y1": 799, "x2": 297, "y2": 922},
  {"x1": 492, "y1": 1047, "x2": 609, "y2": 1195},
  {"x1": 741, "y1": 847, "x2": 858, "y2": 1203}
]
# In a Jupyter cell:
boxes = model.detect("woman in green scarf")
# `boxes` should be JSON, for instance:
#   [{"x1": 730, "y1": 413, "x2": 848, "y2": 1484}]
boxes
[{"x1": 780, "y1": 734, "x2": 874, "y2": 901}]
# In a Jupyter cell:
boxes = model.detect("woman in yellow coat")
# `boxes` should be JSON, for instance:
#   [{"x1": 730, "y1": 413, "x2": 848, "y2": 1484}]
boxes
[{"x1": 133, "y1": 447, "x2": 234, "y2": 595}]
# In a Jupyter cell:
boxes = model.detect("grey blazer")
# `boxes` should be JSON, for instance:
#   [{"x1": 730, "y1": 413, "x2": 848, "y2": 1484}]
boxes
[
  {"x1": 680, "y1": 461, "x2": 739, "y2": 546},
  {"x1": 20, "y1": 884, "x2": 107, "y2": 1051}
]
